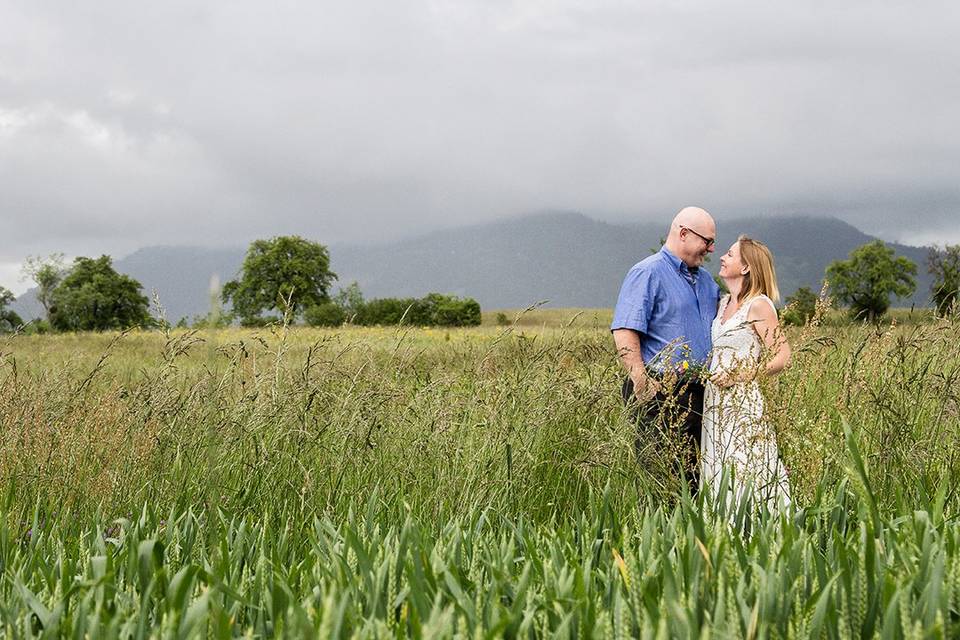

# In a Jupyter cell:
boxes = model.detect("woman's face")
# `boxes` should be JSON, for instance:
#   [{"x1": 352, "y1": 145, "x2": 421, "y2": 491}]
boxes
[{"x1": 719, "y1": 241, "x2": 747, "y2": 279}]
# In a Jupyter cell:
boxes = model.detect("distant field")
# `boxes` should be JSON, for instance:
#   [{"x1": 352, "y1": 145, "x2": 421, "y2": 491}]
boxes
[
  {"x1": 481, "y1": 306, "x2": 614, "y2": 328},
  {"x1": 1, "y1": 315, "x2": 958, "y2": 636},
  {"x1": 482, "y1": 305, "x2": 937, "y2": 328}
]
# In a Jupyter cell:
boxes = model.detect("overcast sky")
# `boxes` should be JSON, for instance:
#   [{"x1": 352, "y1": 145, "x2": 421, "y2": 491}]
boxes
[{"x1": 2, "y1": 0, "x2": 959, "y2": 294}]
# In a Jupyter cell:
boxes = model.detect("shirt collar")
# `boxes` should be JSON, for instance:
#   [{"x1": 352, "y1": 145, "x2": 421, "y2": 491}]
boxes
[{"x1": 660, "y1": 246, "x2": 699, "y2": 283}]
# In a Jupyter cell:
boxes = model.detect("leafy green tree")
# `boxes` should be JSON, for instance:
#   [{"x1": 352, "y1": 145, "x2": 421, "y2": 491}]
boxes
[
  {"x1": 222, "y1": 236, "x2": 337, "y2": 325},
  {"x1": 21, "y1": 253, "x2": 66, "y2": 322},
  {"x1": 49, "y1": 256, "x2": 152, "y2": 331},
  {"x1": 826, "y1": 240, "x2": 916, "y2": 321},
  {"x1": 782, "y1": 286, "x2": 819, "y2": 326},
  {"x1": 334, "y1": 281, "x2": 365, "y2": 321},
  {"x1": 928, "y1": 244, "x2": 960, "y2": 316},
  {"x1": 0, "y1": 287, "x2": 24, "y2": 333}
]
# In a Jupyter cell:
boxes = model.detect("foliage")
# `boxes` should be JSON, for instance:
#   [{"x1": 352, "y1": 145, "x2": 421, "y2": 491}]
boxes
[
  {"x1": 333, "y1": 281, "x2": 365, "y2": 321},
  {"x1": 354, "y1": 293, "x2": 481, "y2": 327},
  {"x1": 48, "y1": 256, "x2": 152, "y2": 331},
  {"x1": 3, "y1": 317, "x2": 960, "y2": 634},
  {"x1": 781, "y1": 286, "x2": 819, "y2": 326},
  {"x1": 826, "y1": 240, "x2": 917, "y2": 321},
  {"x1": 2, "y1": 479, "x2": 960, "y2": 637},
  {"x1": 21, "y1": 319, "x2": 52, "y2": 335},
  {"x1": 188, "y1": 310, "x2": 235, "y2": 329},
  {"x1": 495, "y1": 311, "x2": 510, "y2": 326},
  {"x1": 0, "y1": 286, "x2": 23, "y2": 333},
  {"x1": 928, "y1": 244, "x2": 960, "y2": 317},
  {"x1": 20, "y1": 253, "x2": 66, "y2": 321},
  {"x1": 222, "y1": 236, "x2": 337, "y2": 324},
  {"x1": 304, "y1": 301, "x2": 346, "y2": 327},
  {"x1": 353, "y1": 296, "x2": 417, "y2": 325}
]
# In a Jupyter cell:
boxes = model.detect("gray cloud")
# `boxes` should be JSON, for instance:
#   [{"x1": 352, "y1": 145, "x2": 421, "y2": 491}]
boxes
[{"x1": 1, "y1": 0, "x2": 959, "y2": 284}]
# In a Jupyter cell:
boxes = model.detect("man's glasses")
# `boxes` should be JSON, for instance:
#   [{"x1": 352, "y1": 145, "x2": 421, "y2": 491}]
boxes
[{"x1": 679, "y1": 225, "x2": 715, "y2": 249}]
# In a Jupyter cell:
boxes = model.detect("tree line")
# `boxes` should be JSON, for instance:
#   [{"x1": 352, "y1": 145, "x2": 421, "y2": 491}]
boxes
[
  {"x1": 1, "y1": 236, "x2": 481, "y2": 333},
  {"x1": 2, "y1": 237, "x2": 958, "y2": 334},
  {"x1": 782, "y1": 240, "x2": 960, "y2": 325}
]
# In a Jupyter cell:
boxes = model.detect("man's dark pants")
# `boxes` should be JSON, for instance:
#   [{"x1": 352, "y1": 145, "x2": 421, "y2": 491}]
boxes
[{"x1": 621, "y1": 375, "x2": 705, "y2": 496}]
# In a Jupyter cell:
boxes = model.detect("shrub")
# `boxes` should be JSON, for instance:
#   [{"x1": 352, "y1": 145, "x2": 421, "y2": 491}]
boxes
[
  {"x1": 304, "y1": 302, "x2": 347, "y2": 327},
  {"x1": 782, "y1": 286, "x2": 818, "y2": 326},
  {"x1": 354, "y1": 297, "x2": 418, "y2": 326},
  {"x1": 928, "y1": 244, "x2": 960, "y2": 317},
  {"x1": 353, "y1": 293, "x2": 481, "y2": 327},
  {"x1": 434, "y1": 296, "x2": 481, "y2": 326}
]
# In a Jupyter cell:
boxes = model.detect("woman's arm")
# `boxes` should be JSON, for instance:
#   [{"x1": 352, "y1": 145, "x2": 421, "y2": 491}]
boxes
[
  {"x1": 711, "y1": 298, "x2": 790, "y2": 388},
  {"x1": 747, "y1": 298, "x2": 791, "y2": 377}
]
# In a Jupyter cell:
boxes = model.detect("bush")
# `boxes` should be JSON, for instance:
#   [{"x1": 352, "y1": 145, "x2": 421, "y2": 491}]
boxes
[
  {"x1": 354, "y1": 298, "x2": 417, "y2": 326},
  {"x1": 782, "y1": 286, "x2": 818, "y2": 326},
  {"x1": 928, "y1": 244, "x2": 960, "y2": 317},
  {"x1": 304, "y1": 302, "x2": 347, "y2": 327},
  {"x1": 353, "y1": 293, "x2": 481, "y2": 327},
  {"x1": 21, "y1": 319, "x2": 52, "y2": 335},
  {"x1": 495, "y1": 312, "x2": 510, "y2": 326},
  {"x1": 433, "y1": 296, "x2": 481, "y2": 326},
  {"x1": 239, "y1": 316, "x2": 274, "y2": 328}
]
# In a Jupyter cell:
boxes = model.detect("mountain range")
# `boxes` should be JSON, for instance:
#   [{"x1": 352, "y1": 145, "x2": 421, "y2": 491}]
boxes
[{"x1": 11, "y1": 212, "x2": 934, "y2": 322}]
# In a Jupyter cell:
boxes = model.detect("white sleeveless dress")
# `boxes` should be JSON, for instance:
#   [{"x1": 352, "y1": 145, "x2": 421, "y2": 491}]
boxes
[{"x1": 701, "y1": 294, "x2": 790, "y2": 511}]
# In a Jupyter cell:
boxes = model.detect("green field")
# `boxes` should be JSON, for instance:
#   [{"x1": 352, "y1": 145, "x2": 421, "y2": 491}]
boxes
[{"x1": 1, "y1": 311, "x2": 959, "y2": 637}]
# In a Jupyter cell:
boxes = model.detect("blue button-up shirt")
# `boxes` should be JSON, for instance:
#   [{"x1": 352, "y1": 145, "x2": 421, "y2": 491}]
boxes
[{"x1": 611, "y1": 247, "x2": 721, "y2": 372}]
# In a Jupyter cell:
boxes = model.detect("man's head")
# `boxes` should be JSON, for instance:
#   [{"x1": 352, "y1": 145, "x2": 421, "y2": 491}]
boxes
[{"x1": 664, "y1": 206, "x2": 716, "y2": 268}]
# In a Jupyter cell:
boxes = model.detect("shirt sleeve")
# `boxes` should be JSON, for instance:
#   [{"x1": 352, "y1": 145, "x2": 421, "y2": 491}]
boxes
[{"x1": 611, "y1": 265, "x2": 655, "y2": 333}]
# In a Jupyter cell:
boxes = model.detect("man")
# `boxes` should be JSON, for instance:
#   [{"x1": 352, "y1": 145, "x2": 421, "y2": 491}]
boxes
[{"x1": 611, "y1": 206, "x2": 721, "y2": 494}]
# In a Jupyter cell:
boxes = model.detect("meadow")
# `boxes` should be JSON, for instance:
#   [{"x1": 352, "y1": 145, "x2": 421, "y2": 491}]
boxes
[{"x1": 0, "y1": 307, "x2": 959, "y2": 637}]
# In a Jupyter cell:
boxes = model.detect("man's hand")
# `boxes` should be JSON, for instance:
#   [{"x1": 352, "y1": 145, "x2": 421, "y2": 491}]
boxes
[{"x1": 632, "y1": 372, "x2": 663, "y2": 403}]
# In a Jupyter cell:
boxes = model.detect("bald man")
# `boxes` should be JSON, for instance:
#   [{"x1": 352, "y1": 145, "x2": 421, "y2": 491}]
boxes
[{"x1": 611, "y1": 206, "x2": 721, "y2": 495}]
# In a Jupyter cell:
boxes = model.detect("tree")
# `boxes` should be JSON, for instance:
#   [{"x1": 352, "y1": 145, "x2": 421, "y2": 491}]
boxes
[
  {"x1": 781, "y1": 286, "x2": 819, "y2": 326},
  {"x1": 222, "y1": 236, "x2": 337, "y2": 325},
  {"x1": 49, "y1": 256, "x2": 152, "y2": 331},
  {"x1": 825, "y1": 240, "x2": 916, "y2": 321},
  {"x1": 334, "y1": 281, "x2": 365, "y2": 321},
  {"x1": 0, "y1": 287, "x2": 23, "y2": 333},
  {"x1": 928, "y1": 244, "x2": 960, "y2": 316},
  {"x1": 21, "y1": 253, "x2": 67, "y2": 322}
]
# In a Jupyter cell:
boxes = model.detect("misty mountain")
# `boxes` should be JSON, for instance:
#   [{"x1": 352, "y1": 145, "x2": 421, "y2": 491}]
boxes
[{"x1": 11, "y1": 213, "x2": 935, "y2": 323}]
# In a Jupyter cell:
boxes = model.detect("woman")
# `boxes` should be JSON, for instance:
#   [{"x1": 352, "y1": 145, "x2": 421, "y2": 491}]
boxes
[{"x1": 701, "y1": 235, "x2": 791, "y2": 511}]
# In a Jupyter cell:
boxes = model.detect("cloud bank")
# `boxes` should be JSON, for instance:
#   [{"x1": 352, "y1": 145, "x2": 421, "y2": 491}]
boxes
[{"x1": 1, "y1": 0, "x2": 958, "y2": 291}]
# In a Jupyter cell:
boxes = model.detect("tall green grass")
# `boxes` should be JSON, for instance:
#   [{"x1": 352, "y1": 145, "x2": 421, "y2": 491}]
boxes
[
  {"x1": 3, "y1": 477, "x2": 960, "y2": 637},
  {"x1": 1, "y1": 314, "x2": 959, "y2": 636}
]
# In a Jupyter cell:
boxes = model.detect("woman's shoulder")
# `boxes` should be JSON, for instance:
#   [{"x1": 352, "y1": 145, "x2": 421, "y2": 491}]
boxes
[{"x1": 746, "y1": 294, "x2": 778, "y2": 317}]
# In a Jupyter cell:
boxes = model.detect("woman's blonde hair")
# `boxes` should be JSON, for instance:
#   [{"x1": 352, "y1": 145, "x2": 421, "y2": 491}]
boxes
[{"x1": 737, "y1": 235, "x2": 780, "y2": 303}]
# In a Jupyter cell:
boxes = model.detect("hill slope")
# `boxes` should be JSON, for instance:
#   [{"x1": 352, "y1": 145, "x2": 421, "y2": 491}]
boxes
[{"x1": 11, "y1": 213, "x2": 934, "y2": 322}]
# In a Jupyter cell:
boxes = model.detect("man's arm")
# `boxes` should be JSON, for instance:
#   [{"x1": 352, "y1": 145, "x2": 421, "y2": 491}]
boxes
[{"x1": 612, "y1": 328, "x2": 662, "y2": 402}]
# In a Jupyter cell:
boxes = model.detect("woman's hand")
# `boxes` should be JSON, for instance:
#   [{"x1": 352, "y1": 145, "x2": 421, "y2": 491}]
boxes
[{"x1": 710, "y1": 368, "x2": 753, "y2": 388}]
